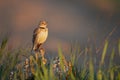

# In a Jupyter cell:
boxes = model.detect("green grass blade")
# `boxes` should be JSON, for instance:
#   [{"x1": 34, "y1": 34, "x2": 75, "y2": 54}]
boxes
[
  {"x1": 0, "y1": 38, "x2": 8, "y2": 59},
  {"x1": 100, "y1": 40, "x2": 108, "y2": 66},
  {"x1": 118, "y1": 39, "x2": 120, "y2": 56},
  {"x1": 88, "y1": 57, "x2": 94, "y2": 80},
  {"x1": 97, "y1": 69, "x2": 102, "y2": 80}
]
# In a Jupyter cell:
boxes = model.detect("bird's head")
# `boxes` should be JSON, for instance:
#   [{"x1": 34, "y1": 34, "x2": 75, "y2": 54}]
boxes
[{"x1": 39, "y1": 20, "x2": 47, "y2": 28}]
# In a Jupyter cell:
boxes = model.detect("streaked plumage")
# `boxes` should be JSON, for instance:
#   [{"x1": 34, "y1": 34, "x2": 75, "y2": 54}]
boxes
[{"x1": 32, "y1": 21, "x2": 48, "y2": 51}]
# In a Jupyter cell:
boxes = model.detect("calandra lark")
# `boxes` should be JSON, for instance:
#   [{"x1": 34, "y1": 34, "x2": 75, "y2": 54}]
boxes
[{"x1": 32, "y1": 20, "x2": 48, "y2": 52}]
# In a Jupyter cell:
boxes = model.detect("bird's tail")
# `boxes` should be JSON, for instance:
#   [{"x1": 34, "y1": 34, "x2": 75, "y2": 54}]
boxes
[
  {"x1": 31, "y1": 44, "x2": 42, "y2": 54},
  {"x1": 31, "y1": 46, "x2": 35, "y2": 54}
]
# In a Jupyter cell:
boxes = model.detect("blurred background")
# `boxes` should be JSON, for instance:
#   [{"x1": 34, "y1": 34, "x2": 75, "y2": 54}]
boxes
[{"x1": 0, "y1": 0, "x2": 120, "y2": 61}]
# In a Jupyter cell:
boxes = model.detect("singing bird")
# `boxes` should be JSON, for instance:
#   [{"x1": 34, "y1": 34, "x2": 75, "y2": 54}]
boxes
[{"x1": 32, "y1": 21, "x2": 48, "y2": 52}]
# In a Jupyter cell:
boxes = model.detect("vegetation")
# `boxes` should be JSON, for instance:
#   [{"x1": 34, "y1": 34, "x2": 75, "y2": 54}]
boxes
[{"x1": 0, "y1": 37, "x2": 120, "y2": 80}]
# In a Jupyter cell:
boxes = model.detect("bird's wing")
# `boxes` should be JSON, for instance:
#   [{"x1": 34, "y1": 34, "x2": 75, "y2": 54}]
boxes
[
  {"x1": 33, "y1": 27, "x2": 41, "y2": 35},
  {"x1": 32, "y1": 27, "x2": 41, "y2": 43}
]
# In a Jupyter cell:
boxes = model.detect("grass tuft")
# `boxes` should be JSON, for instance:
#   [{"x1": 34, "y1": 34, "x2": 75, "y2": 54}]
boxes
[{"x1": 0, "y1": 38, "x2": 120, "y2": 80}]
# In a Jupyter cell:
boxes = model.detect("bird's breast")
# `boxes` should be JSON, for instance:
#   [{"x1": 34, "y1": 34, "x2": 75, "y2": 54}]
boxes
[{"x1": 36, "y1": 29, "x2": 48, "y2": 43}]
